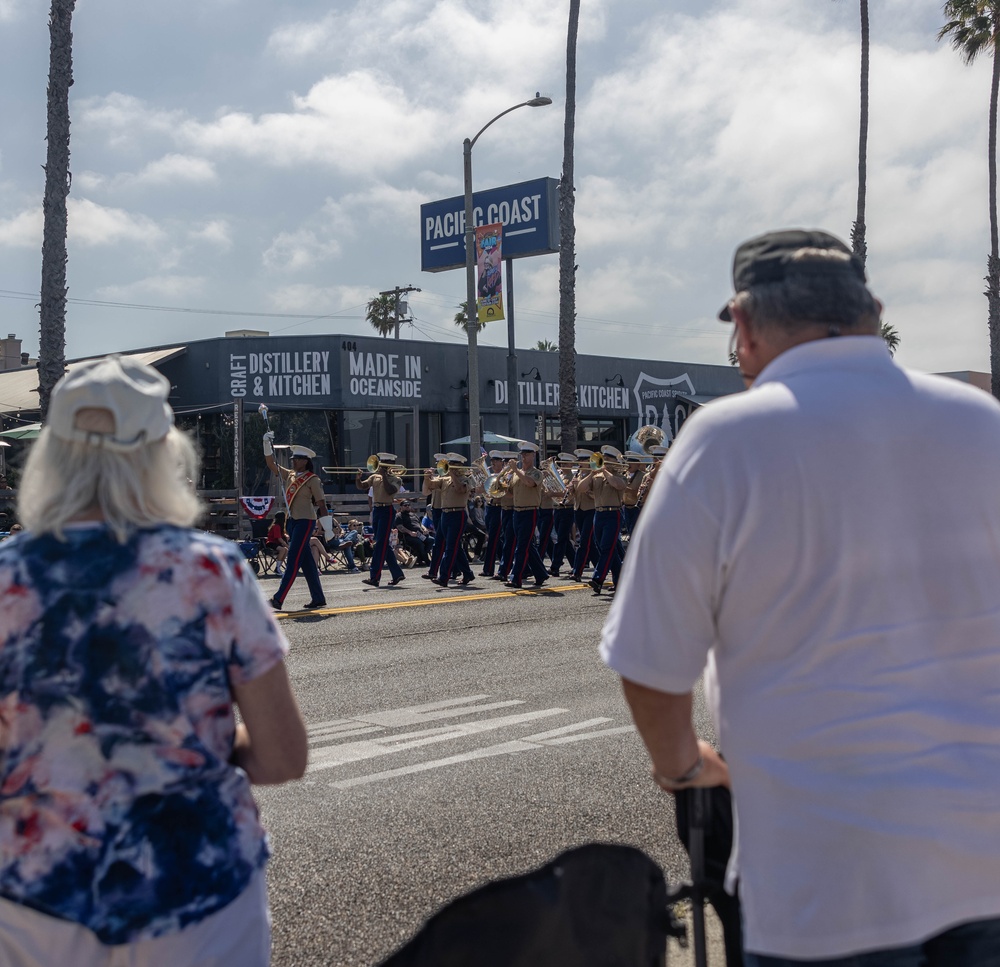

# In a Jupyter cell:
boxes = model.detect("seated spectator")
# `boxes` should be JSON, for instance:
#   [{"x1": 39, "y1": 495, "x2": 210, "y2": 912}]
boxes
[
  {"x1": 0, "y1": 474, "x2": 14, "y2": 494},
  {"x1": 421, "y1": 498, "x2": 435, "y2": 536},
  {"x1": 335, "y1": 519, "x2": 362, "y2": 573},
  {"x1": 265, "y1": 512, "x2": 288, "y2": 576},
  {"x1": 309, "y1": 520, "x2": 332, "y2": 572},
  {"x1": 395, "y1": 499, "x2": 433, "y2": 566}
]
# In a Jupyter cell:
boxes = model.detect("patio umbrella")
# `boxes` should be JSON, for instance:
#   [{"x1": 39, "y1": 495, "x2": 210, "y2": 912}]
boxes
[
  {"x1": 441, "y1": 431, "x2": 523, "y2": 446},
  {"x1": 0, "y1": 422, "x2": 42, "y2": 440}
]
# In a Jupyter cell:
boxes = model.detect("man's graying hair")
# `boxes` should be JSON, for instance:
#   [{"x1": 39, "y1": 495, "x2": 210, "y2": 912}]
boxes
[{"x1": 733, "y1": 248, "x2": 880, "y2": 335}]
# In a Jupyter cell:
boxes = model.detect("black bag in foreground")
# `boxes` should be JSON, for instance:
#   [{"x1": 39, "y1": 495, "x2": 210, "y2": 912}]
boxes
[{"x1": 378, "y1": 843, "x2": 672, "y2": 967}]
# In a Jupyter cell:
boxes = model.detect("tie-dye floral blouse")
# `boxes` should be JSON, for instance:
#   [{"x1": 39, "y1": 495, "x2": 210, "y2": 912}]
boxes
[{"x1": 0, "y1": 523, "x2": 289, "y2": 944}]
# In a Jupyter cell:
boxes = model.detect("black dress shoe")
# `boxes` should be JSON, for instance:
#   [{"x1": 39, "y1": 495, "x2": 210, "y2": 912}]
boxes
[
  {"x1": 434, "y1": 578, "x2": 449, "y2": 587},
  {"x1": 534, "y1": 577, "x2": 547, "y2": 588},
  {"x1": 389, "y1": 575, "x2": 406, "y2": 586},
  {"x1": 460, "y1": 575, "x2": 475, "y2": 585},
  {"x1": 589, "y1": 579, "x2": 602, "y2": 595},
  {"x1": 362, "y1": 578, "x2": 379, "y2": 587},
  {"x1": 270, "y1": 596, "x2": 283, "y2": 611},
  {"x1": 421, "y1": 573, "x2": 435, "y2": 580},
  {"x1": 548, "y1": 568, "x2": 560, "y2": 577},
  {"x1": 505, "y1": 580, "x2": 522, "y2": 589},
  {"x1": 303, "y1": 600, "x2": 327, "y2": 609},
  {"x1": 478, "y1": 570, "x2": 492, "y2": 578}
]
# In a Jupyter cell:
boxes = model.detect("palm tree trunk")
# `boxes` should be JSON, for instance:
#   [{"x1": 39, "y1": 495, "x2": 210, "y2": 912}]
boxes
[
  {"x1": 38, "y1": 0, "x2": 75, "y2": 419},
  {"x1": 557, "y1": 0, "x2": 580, "y2": 455},
  {"x1": 851, "y1": 0, "x2": 869, "y2": 267},
  {"x1": 988, "y1": 20, "x2": 1000, "y2": 401}
]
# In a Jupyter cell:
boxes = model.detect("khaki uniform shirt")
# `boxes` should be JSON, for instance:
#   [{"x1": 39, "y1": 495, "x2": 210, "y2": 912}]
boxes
[
  {"x1": 440, "y1": 474, "x2": 472, "y2": 510},
  {"x1": 573, "y1": 471, "x2": 596, "y2": 512},
  {"x1": 277, "y1": 466, "x2": 325, "y2": 520},
  {"x1": 592, "y1": 470, "x2": 626, "y2": 510},
  {"x1": 361, "y1": 472, "x2": 401, "y2": 505},
  {"x1": 511, "y1": 467, "x2": 543, "y2": 509},
  {"x1": 623, "y1": 468, "x2": 645, "y2": 508}
]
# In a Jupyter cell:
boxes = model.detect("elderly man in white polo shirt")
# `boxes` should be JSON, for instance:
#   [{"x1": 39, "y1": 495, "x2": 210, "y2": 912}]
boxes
[{"x1": 600, "y1": 229, "x2": 1000, "y2": 966}]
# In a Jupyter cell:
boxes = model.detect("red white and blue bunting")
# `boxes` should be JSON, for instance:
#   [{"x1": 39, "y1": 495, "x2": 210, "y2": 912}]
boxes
[{"x1": 240, "y1": 496, "x2": 275, "y2": 519}]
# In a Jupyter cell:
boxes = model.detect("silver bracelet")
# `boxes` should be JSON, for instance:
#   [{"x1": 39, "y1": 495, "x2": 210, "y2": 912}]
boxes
[{"x1": 651, "y1": 754, "x2": 705, "y2": 790}]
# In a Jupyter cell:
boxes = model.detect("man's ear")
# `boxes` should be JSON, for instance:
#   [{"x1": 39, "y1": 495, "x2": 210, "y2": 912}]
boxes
[{"x1": 729, "y1": 302, "x2": 756, "y2": 352}]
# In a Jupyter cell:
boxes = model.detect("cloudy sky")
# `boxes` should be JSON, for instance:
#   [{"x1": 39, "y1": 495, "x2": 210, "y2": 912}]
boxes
[{"x1": 0, "y1": 0, "x2": 992, "y2": 375}]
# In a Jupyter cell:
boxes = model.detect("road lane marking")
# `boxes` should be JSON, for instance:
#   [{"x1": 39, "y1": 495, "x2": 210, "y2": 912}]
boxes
[
  {"x1": 306, "y1": 708, "x2": 567, "y2": 773},
  {"x1": 301, "y1": 697, "x2": 636, "y2": 789}
]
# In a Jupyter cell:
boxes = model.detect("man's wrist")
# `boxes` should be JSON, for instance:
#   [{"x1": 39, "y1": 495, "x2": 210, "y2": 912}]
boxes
[{"x1": 651, "y1": 753, "x2": 705, "y2": 790}]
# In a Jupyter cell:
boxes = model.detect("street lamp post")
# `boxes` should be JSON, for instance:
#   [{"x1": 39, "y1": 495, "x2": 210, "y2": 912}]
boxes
[{"x1": 463, "y1": 95, "x2": 551, "y2": 455}]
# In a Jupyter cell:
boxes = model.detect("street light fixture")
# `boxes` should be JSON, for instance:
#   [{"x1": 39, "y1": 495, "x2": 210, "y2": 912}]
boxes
[{"x1": 464, "y1": 95, "x2": 552, "y2": 455}]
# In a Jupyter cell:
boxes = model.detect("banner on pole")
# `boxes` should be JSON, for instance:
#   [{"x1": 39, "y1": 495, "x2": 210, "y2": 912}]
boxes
[{"x1": 476, "y1": 223, "x2": 504, "y2": 324}]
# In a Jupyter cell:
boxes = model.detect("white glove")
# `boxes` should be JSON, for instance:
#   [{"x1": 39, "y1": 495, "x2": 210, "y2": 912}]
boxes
[
  {"x1": 263, "y1": 430, "x2": 275, "y2": 456},
  {"x1": 319, "y1": 516, "x2": 334, "y2": 542}
]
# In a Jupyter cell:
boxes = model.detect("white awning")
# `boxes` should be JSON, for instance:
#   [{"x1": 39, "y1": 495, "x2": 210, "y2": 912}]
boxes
[{"x1": 0, "y1": 346, "x2": 186, "y2": 416}]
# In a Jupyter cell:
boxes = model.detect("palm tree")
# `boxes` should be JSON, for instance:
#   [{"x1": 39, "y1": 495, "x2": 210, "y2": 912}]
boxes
[
  {"x1": 365, "y1": 294, "x2": 397, "y2": 338},
  {"x1": 37, "y1": 0, "x2": 76, "y2": 419},
  {"x1": 940, "y1": 2, "x2": 1000, "y2": 400},
  {"x1": 535, "y1": 339, "x2": 557, "y2": 351},
  {"x1": 557, "y1": 0, "x2": 581, "y2": 454},
  {"x1": 880, "y1": 321, "x2": 900, "y2": 357},
  {"x1": 453, "y1": 301, "x2": 486, "y2": 334},
  {"x1": 852, "y1": 0, "x2": 870, "y2": 265}
]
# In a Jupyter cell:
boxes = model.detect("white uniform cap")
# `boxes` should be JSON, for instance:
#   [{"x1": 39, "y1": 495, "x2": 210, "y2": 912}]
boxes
[
  {"x1": 290, "y1": 445, "x2": 317, "y2": 459},
  {"x1": 573, "y1": 448, "x2": 594, "y2": 459},
  {"x1": 377, "y1": 452, "x2": 397, "y2": 462},
  {"x1": 501, "y1": 451, "x2": 519, "y2": 459},
  {"x1": 48, "y1": 355, "x2": 173, "y2": 453},
  {"x1": 649, "y1": 445, "x2": 669, "y2": 456},
  {"x1": 433, "y1": 452, "x2": 448, "y2": 461},
  {"x1": 445, "y1": 453, "x2": 467, "y2": 464},
  {"x1": 557, "y1": 452, "x2": 577, "y2": 462},
  {"x1": 518, "y1": 441, "x2": 539, "y2": 453},
  {"x1": 600, "y1": 445, "x2": 623, "y2": 461},
  {"x1": 488, "y1": 450, "x2": 504, "y2": 460}
]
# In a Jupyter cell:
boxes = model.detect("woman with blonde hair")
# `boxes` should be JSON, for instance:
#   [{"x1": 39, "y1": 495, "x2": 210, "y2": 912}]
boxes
[{"x1": 0, "y1": 356, "x2": 307, "y2": 966}]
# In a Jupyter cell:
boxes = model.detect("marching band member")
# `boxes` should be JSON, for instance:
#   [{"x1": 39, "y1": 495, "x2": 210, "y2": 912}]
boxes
[
  {"x1": 495, "y1": 451, "x2": 517, "y2": 582},
  {"x1": 577, "y1": 445, "x2": 627, "y2": 595},
  {"x1": 569, "y1": 449, "x2": 599, "y2": 582},
  {"x1": 506, "y1": 442, "x2": 549, "y2": 589},
  {"x1": 426, "y1": 454, "x2": 475, "y2": 587},
  {"x1": 635, "y1": 444, "x2": 669, "y2": 523},
  {"x1": 479, "y1": 450, "x2": 506, "y2": 578},
  {"x1": 621, "y1": 454, "x2": 646, "y2": 536},
  {"x1": 263, "y1": 435, "x2": 331, "y2": 611},
  {"x1": 356, "y1": 453, "x2": 405, "y2": 587},
  {"x1": 422, "y1": 452, "x2": 449, "y2": 582},
  {"x1": 537, "y1": 468, "x2": 556, "y2": 565},
  {"x1": 547, "y1": 453, "x2": 577, "y2": 577}
]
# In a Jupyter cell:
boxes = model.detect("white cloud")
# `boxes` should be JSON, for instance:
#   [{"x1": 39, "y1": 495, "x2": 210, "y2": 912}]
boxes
[
  {"x1": 262, "y1": 230, "x2": 341, "y2": 272},
  {"x1": 68, "y1": 198, "x2": 164, "y2": 247},
  {"x1": 189, "y1": 219, "x2": 233, "y2": 250},
  {"x1": 0, "y1": 208, "x2": 40, "y2": 248},
  {"x1": 95, "y1": 275, "x2": 209, "y2": 303}
]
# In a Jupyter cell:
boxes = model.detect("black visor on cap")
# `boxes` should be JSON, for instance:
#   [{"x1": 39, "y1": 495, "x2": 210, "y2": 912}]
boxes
[{"x1": 718, "y1": 229, "x2": 865, "y2": 321}]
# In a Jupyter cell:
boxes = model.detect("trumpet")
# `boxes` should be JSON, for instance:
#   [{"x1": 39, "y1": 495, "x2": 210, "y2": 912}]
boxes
[
  {"x1": 589, "y1": 453, "x2": 628, "y2": 474},
  {"x1": 364, "y1": 455, "x2": 406, "y2": 475}
]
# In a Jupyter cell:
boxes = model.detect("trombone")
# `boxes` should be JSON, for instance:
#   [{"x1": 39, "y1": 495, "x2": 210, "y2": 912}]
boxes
[{"x1": 589, "y1": 452, "x2": 629, "y2": 474}]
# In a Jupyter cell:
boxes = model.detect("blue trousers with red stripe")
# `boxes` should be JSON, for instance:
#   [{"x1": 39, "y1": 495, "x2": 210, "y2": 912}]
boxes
[
  {"x1": 572, "y1": 508, "x2": 598, "y2": 579},
  {"x1": 592, "y1": 508, "x2": 624, "y2": 587},
  {"x1": 273, "y1": 516, "x2": 325, "y2": 606},
  {"x1": 509, "y1": 508, "x2": 548, "y2": 587},
  {"x1": 370, "y1": 504, "x2": 404, "y2": 583},
  {"x1": 438, "y1": 509, "x2": 474, "y2": 583},
  {"x1": 497, "y1": 508, "x2": 515, "y2": 578},
  {"x1": 536, "y1": 507, "x2": 555, "y2": 562},
  {"x1": 481, "y1": 503, "x2": 502, "y2": 575},
  {"x1": 548, "y1": 506, "x2": 575, "y2": 573}
]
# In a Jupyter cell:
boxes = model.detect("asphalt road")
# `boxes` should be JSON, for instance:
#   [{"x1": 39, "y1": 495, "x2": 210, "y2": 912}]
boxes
[{"x1": 255, "y1": 567, "x2": 724, "y2": 967}]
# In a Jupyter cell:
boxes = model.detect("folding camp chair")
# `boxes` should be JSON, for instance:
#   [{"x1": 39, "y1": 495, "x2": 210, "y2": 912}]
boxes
[
  {"x1": 377, "y1": 843, "x2": 678, "y2": 967},
  {"x1": 249, "y1": 518, "x2": 279, "y2": 575}
]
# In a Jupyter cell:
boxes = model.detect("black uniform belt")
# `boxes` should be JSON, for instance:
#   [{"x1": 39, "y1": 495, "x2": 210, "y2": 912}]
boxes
[
  {"x1": 514, "y1": 506, "x2": 539, "y2": 511},
  {"x1": 596, "y1": 506, "x2": 621, "y2": 511},
  {"x1": 441, "y1": 507, "x2": 465, "y2": 513},
  {"x1": 374, "y1": 502, "x2": 394, "y2": 507}
]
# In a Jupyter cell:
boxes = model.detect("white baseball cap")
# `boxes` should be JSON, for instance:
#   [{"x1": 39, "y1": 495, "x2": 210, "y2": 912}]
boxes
[{"x1": 48, "y1": 355, "x2": 173, "y2": 452}]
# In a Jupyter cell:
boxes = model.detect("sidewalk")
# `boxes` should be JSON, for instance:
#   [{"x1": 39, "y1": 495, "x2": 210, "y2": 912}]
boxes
[{"x1": 667, "y1": 902, "x2": 727, "y2": 965}]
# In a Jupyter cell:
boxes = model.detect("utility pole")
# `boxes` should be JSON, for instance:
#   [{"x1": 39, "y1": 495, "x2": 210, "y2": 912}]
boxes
[{"x1": 379, "y1": 285, "x2": 422, "y2": 339}]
